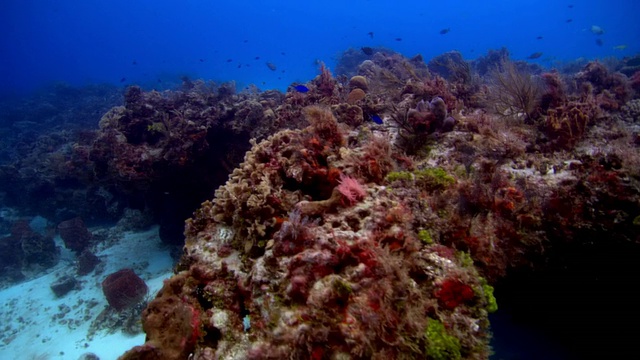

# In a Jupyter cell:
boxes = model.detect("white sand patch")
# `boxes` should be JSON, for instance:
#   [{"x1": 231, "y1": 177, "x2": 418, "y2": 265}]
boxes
[{"x1": 0, "y1": 225, "x2": 174, "y2": 359}]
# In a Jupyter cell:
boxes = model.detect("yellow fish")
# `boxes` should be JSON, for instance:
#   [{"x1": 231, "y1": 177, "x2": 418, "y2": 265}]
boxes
[{"x1": 613, "y1": 44, "x2": 628, "y2": 50}]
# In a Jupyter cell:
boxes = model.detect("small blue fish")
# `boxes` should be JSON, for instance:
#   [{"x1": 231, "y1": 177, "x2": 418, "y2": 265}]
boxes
[
  {"x1": 243, "y1": 315, "x2": 251, "y2": 332},
  {"x1": 293, "y1": 85, "x2": 309, "y2": 93},
  {"x1": 371, "y1": 114, "x2": 383, "y2": 124}
]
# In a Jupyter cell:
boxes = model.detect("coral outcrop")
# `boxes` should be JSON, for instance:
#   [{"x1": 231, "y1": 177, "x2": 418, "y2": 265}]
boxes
[
  {"x1": 121, "y1": 101, "x2": 494, "y2": 359},
  {"x1": 0, "y1": 219, "x2": 58, "y2": 284},
  {"x1": 120, "y1": 49, "x2": 640, "y2": 359},
  {"x1": 102, "y1": 268, "x2": 149, "y2": 311},
  {"x1": 57, "y1": 217, "x2": 93, "y2": 253}
]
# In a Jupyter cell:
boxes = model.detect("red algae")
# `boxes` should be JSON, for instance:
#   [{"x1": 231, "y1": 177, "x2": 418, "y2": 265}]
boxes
[{"x1": 2, "y1": 48, "x2": 630, "y2": 360}]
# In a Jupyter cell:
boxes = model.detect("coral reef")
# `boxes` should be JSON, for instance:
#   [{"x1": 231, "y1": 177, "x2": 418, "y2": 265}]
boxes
[
  {"x1": 120, "y1": 48, "x2": 640, "y2": 359},
  {"x1": 1, "y1": 46, "x2": 639, "y2": 358},
  {"x1": 0, "y1": 219, "x2": 58, "y2": 284},
  {"x1": 123, "y1": 100, "x2": 494, "y2": 358}
]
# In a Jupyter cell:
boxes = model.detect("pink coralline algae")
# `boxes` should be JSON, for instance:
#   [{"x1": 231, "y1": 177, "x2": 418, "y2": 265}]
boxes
[{"x1": 336, "y1": 174, "x2": 367, "y2": 205}]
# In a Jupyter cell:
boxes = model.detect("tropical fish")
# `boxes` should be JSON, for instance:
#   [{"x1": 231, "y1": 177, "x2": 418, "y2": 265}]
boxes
[
  {"x1": 367, "y1": 31, "x2": 374, "y2": 39},
  {"x1": 361, "y1": 47, "x2": 374, "y2": 56},
  {"x1": 226, "y1": 59, "x2": 233, "y2": 62},
  {"x1": 395, "y1": 38, "x2": 402, "y2": 41},
  {"x1": 370, "y1": 114, "x2": 383, "y2": 124},
  {"x1": 120, "y1": 77, "x2": 126, "y2": 83},
  {"x1": 527, "y1": 52, "x2": 543, "y2": 59},
  {"x1": 243, "y1": 315, "x2": 251, "y2": 332},
  {"x1": 591, "y1": 25, "x2": 605, "y2": 35},
  {"x1": 566, "y1": 19, "x2": 573, "y2": 23},
  {"x1": 536, "y1": 36, "x2": 543, "y2": 40},
  {"x1": 595, "y1": 39, "x2": 604, "y2": 46},
  {"x1": 439, "y1": 28, "x2": 450, "y2": 35},
  {"x1": 266, "y1": 62, "x2": 277, "y2": 71},
  {"x1": 613, "y1": 44, "x2": 628, "y2": 51},
  {"x1": 293, "y1": 85, "x2": 309, "y2": 93},
  {"x1": 568, "y1": 4, "x2": 574, "y2": 8}
]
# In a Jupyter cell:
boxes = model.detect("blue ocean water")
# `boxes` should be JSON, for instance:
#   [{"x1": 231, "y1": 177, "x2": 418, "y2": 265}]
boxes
[{"x1": 1, "y1": 0, "x2": 639, "y2": 94}]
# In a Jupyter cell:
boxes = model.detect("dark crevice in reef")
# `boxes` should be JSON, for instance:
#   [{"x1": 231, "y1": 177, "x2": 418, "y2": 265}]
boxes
[{"x1": 493, "y1": 240, "x2": 640, "y2": 359}]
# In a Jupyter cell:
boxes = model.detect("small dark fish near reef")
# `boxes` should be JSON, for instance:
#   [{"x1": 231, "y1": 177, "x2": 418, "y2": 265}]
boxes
[
  {"x1": 536, "y1": 36, "x2": 543, "y2": 40},
  {"x1": 361, "y1": 47, "x2": 374, "y2": 56},
  {"x1": 293, "y1": 85, "x2": 309, "y2": 93},
  {"x1": 370, "y1": 114, "x2": 383, "y2": 124},
  {"x1": 566, "y1": 19, "x2": 573, "y2": 23},
  {"x1": 266, "y1": 62, "x2": 277, "y2": 71},
  {"x1": 595, "y1": 38, "x2": 604, "y2": 47},
  {"x1": 439, "y1": 28, "x2": 450, "y2": 35},
  {"x1": 527, "y1": 52, "x2": 543, "y2": 59},
  {"x1": 395, "y1": 37, "x2": 402, "y2": 41},
  {"x1": 367, "y1": 31, "x2": 374, "y2": 38},
  {"x1": 120, "y1": 77, "x2": 126, "y2": 83}
]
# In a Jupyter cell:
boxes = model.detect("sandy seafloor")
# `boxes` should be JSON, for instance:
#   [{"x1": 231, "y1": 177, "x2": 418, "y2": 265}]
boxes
[{"x1": 0, "y1": 222, "x2": 174, "y2": 359}]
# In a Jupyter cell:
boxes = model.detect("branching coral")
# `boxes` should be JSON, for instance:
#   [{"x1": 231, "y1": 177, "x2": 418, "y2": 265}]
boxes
[{"x1": 487, "y1": 59, "x2": 542, "y2": 122}]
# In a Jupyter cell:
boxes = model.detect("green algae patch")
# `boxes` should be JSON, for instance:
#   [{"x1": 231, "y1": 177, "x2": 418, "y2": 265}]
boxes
[
  {"x1": 477, "y1": 277, "x2": 498, "y2": 313},
  {"x1": 425, "y1": 318, "x2": 461, "y2": 360},
  {"x1": 385, "y1": 167, "x2": 455, "y2": 192},
  {"x1": 385, "y1": 171, "x2": 414, "y2": 182},
  {"x1": 415, "y1": 168, "x2": 456, "y2": 191},
  {"x1": 418, "y1": 229, "x2": 434, "y2": 245},
  {"x1": 482, "y1": 284, "x2": 498, "y2": 313},
  {"x1": 457, "y1": 251, "x2": 474, "y2": 268},
  {"x1": 332, "y1": 278, "x2": 353, "y2": 298}
]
